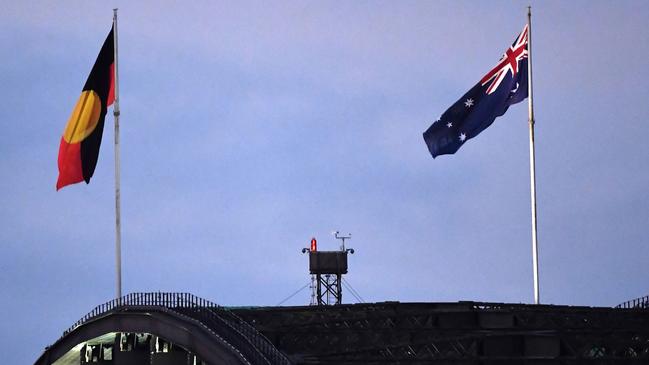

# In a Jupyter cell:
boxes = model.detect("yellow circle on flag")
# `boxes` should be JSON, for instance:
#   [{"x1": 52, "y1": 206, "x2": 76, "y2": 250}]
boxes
[{"x1": 63, "y1": 90, "x2": 102, "y2": 144}]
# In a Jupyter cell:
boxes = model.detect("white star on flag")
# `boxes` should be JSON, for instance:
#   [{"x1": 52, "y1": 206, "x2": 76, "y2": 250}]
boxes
[
  {"x1": 464, "y1": 98, "x2": 474, "y2": 107},
  {"x1": 459, "y1": 133, "x2": 466, "y2": 141},
  {"x1": 446, "y1": 122, "x2": 453, "y2": 128}
]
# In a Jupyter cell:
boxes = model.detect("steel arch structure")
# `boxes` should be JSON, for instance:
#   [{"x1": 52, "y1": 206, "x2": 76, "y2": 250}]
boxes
[
  {"x1": 34, "y1": 293, "x2": 291, "y2": 365},
  {"x1": 35, "y1": 307, "x2": 247, "y2": 365},
  {"x1": 35, "y1": 292, "x2": 649, "y2": 364}
]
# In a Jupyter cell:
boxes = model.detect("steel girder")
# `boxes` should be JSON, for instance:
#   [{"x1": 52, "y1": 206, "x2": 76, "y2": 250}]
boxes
[{"x1": 233, "y1": 302, "x2": 649, "y2": 363}]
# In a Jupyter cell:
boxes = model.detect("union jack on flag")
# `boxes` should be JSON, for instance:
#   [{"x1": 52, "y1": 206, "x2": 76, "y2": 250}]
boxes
[
  {"x1": 423, "y1": 25, "x2": 529, "y2": 158},
  {"x1": 481, "y1": 25, "x2": 529, "y2": 95}
]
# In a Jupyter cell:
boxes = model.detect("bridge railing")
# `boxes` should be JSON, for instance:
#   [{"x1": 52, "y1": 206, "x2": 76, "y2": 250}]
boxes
[
  {"x1": 616, "y1": 295, "x2": 649, "y2": 309},
  {"x1": 63, "y1": 292, "x2": 212, "y2": 336},
  {"x1": 62, "y1": 292, "x2": 290, "y2": 365}
]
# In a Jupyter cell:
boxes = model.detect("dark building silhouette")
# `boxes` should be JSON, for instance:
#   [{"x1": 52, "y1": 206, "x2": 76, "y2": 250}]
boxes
[{"x1": 35, "y1": 292, "x2": 649, "y2": 364}]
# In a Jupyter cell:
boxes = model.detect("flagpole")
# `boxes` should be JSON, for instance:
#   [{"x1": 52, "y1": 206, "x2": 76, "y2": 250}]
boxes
[
  {"x1": 113, "y1": 8, "x2": 122, "y2": 299},
  {"x1": 527, "y1": 6, "x2": 540, "y2": 305}
]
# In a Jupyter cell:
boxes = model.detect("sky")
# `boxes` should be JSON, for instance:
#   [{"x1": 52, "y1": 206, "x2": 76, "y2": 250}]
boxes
[{"x1": 2, "y1": 0, "x2": 649, "y2": 363}]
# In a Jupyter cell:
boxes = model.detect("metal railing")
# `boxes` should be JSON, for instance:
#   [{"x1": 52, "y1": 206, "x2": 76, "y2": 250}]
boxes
[
  {"x1": 616, "y1": 295, "x2": 649, "y2": 309},
  {"x1": 61, "y1": 292, "x2": 290, "y2": 365},
  {"x1": 63, "y1": 292, "x2": 206, "y2": 335}
]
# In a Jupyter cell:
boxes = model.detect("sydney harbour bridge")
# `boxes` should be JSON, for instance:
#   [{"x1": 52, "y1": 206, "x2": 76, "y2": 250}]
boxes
[{"x1": 35, "y1": 292, "x2": 649, "y2": 364}]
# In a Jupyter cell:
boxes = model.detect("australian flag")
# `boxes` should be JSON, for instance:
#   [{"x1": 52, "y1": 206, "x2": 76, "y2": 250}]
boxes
[{"x1": 423, "y1": 25, "x2": 529, "y2": 158}]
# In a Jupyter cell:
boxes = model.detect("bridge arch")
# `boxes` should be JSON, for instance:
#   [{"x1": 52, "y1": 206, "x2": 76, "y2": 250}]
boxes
[{"x1": 34, "y1": 293, "x2": 290, "y2": 365}]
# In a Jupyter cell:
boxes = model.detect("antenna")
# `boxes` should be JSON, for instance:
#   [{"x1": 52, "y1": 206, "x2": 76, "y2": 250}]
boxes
[{"x1": 334, "y1": 231, "x2": 352, "y2": 251}]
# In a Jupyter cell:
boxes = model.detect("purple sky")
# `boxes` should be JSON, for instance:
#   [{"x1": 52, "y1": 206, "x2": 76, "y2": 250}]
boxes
[{"x1": 2, "y1": 1, "x2": 649, "y2": 363}]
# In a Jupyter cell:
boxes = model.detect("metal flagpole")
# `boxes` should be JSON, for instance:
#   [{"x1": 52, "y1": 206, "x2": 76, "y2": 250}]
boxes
[
  {"x1": 113, "y1": 8, "x2": 122, "y2": 299},
  {"x1": 526, "y1": 6, "x2": 540, "y2": 305}
]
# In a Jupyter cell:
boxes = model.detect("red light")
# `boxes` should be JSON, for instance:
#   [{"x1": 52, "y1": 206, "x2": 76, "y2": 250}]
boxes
[{"x1": 310, "y1": 237, "x2": 317, "y2": 252}]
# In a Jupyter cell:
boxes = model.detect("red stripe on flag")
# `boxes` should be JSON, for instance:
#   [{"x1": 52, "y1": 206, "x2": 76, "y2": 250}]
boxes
[
  {"x1": 107, "y1": 62, "x2": 115, "y2": 106},
  {"x1": 56, "y1": 138, "x2": 84, "y2": 190}
]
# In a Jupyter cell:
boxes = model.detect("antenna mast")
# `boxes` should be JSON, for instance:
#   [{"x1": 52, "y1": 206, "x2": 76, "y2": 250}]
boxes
[{"x1": 334, "y1": 231, "x2": 351, "y2": 251}]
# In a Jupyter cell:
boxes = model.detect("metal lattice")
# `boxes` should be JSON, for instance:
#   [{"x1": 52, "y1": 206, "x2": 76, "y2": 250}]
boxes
[{"x1": 233, "y1": 301, "x2": 649, "y2": 363}]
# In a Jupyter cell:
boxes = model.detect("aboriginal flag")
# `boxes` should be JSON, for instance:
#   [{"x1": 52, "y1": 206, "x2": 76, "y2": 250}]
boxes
[{"x1": 56, "y1": 26, "x2": 115, "y2": 190}]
